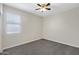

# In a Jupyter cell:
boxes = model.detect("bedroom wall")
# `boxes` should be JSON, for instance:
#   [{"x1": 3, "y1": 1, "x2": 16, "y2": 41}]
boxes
[
  {"x1": 43, "y1": 7, "x2": 79, "y2": 48},
  {"x1": 2, "y1": 5, "x2": 43, "y2": 49},
  {"x1": 0, "y1": 4, "x2": 3, "y2": 52}
]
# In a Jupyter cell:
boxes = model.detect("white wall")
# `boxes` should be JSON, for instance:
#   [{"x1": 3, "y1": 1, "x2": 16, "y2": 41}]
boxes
[
  {"x1": 43, "y1": 7, "x2": 79, "y2": 48},
  {"x1": 2, "y1": 5, "x2": 42, "y2": 49},
  {"x1": 0, "y1": 4, "x2": 3, "y2": 52}
]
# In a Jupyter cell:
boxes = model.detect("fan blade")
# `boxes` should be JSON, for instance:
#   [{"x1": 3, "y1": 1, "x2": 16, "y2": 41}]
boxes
[
  {"x1": 46, "y1": 3, "x2": 50, "y2": 6},
  {"x1": 35, "y1": 8, "x2": 40, "y2": 10},
  {"x1": 37, "y1": 4, "x2": 41, "y2": 7},
  {"x1": 46, "y1": 8, "x2": 51, "y2": 10}
]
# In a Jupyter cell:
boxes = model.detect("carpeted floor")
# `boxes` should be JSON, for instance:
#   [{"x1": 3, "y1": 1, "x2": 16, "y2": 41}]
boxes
[{"x1": 1, "y1": 39, "x2": 79, "y2": 55}]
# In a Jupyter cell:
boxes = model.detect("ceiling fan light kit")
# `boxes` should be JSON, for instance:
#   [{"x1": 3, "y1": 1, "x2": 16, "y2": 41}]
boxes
[{"x1": 35, "y1": 3, "x2": 51, "y2": 12}]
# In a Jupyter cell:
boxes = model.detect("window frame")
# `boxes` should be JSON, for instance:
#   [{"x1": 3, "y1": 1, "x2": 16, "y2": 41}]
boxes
[{"x1": 5, "y1": 12, "x2": 21, "y2": 34}]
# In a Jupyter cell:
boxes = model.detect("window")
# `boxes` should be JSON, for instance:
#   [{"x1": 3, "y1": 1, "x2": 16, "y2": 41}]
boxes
[{"x1": 6, "y1": 12, "x2": 21, "y2": 34}]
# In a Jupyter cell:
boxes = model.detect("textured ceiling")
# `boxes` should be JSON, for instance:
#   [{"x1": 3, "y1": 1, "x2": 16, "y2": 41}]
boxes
[{"x1": 5, "y1": 3, "x2": 79, "y2": 17}]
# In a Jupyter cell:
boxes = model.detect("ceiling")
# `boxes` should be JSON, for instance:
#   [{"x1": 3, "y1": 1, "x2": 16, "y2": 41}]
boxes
[{"x1": 4, "y1": 3, "x2": 79, "y2": 17}]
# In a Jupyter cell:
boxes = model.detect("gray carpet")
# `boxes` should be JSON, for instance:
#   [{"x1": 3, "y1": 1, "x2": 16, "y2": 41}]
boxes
[{"x1": 1, "y1": 39, "x2": 79, "y2": 55}]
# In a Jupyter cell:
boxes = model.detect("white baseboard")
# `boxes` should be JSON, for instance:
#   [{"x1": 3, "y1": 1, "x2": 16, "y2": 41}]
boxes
[
  {"x1": 3, "y1": 38, "x2": 41, "y2": 50},
  {"x1": 44, "y1": 38, "x2": 79, "y2": 48}
]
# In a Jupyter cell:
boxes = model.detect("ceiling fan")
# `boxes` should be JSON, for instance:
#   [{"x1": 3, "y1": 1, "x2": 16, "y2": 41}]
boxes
[{"x1": 35, "y1": 3, "x2": 51, "y2": 12}]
